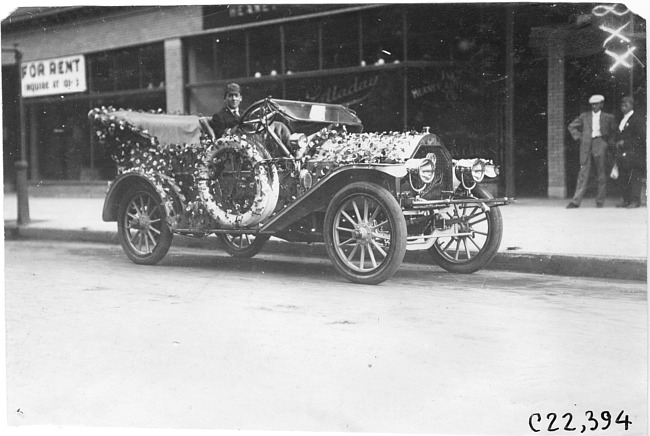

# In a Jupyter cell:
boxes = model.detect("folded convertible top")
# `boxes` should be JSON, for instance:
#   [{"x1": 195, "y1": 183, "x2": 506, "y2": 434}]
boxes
[{"x1": 110, "y1": 110, "x2": 202, "y2": 146}]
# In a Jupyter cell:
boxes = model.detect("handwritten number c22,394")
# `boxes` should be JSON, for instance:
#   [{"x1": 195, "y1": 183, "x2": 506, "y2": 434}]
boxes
[{"x1": 529, "y1": 410, "x2": 631, "y2": 432}]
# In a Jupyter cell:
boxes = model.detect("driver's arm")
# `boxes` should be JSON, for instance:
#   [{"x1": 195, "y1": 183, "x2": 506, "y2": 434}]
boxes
[{"x1": 199, "y1": 117, "x2": 216, "y2": 140}]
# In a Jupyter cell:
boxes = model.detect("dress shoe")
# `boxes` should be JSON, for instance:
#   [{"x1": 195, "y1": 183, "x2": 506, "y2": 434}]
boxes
[
  {"x1": 627, "y1": 202, "x2": 640, "y2": 208},
  {"x1": 566, "y1": 203, "x2": 579, "y2": 209},
  {"x1": 616, "y1": 202, "x2": 629, "y2": 208},
  {"x1": 596, "y1": 202, "x2": 604, "y2": 208}
]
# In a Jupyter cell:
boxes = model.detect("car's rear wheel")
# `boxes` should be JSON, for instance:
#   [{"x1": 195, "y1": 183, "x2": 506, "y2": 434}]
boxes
[
  {"x1": 218, "y1": 233, "x2": 270, "y2": 258},
  {"x1": 428, "y1": 185, "x2": 502, "y2": 273},
  {"x1": 324, "y1": 182, "x2": 407, "y2": 285},
  {"x1": 117, "y1": 186, "x2": 172, "y2": 265}
]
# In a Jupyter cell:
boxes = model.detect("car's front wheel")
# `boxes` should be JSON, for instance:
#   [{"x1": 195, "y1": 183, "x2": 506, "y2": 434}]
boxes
[
  {"x1": 218, "y1": 233, "x2": 270, "y2": 258},
  {"x1": 117, "y1": 186, "x2": 172, "y2": 265},
  {"x1": 324, "y1": 182, "x2": 407, "y2": 285},
  {"x1": 428, "y1": 185, "x2": 503, "y2": 273}
]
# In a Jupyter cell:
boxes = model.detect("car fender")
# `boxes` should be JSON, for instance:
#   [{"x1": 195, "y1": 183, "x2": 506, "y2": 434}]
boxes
[
  {"x1": 260, "y1": 164, "x2": 404, "y2": 233},
  {"x1": 102, "y1": 171, "x2": 185, "y2": 228}
]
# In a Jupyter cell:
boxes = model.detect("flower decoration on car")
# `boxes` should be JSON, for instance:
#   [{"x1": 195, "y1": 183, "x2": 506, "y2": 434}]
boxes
[{"x1": 309, "y1": 129, "x2": 409, "y2": 165}]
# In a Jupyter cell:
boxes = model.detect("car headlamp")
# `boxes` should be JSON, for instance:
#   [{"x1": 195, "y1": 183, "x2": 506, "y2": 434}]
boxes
[
  {"x1": 471, "y1": 159, "x2": 485, "y2": 182},
  {"x1": 406, "y1": 158, "x2": 436, "y2": 192},
  {"x1": 418, "y1": 158, "x2": 435, "y2": 183}
]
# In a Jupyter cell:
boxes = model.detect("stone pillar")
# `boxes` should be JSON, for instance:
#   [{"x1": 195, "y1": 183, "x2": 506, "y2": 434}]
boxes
[
  {"x1": 164, "y1": 38, "x2": 185, "y2": 114},
  {"x1": 546, "y1": 36, "x2": 567, "y2": 199}
]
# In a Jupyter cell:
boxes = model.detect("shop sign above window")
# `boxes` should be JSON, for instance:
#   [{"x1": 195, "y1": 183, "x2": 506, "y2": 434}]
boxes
[
  {"x1": 203, "y1": 4, "x2": 343, "y2": 29},
  {"x1": 21, "y1": 54, "x2": 87, "y2": 98}
]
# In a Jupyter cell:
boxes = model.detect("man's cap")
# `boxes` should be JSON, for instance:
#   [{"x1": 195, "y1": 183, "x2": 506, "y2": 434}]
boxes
[
  {"x1": 589, "y1": 94, "x2": 605, "y2": 103},
  {"x1": 225, "y1": 83, "x2": 241, "y2": 95}
]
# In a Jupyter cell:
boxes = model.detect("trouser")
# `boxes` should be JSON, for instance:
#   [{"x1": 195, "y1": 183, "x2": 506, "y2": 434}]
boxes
[
  {"x1": 571, "y1": 138, "x2": 607, "y2": 205},
  {"x1": 619, "y1": 164, "x2": 644, "y2": 205}
]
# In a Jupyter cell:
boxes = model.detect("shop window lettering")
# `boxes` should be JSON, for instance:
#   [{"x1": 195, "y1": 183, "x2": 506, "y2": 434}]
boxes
[
  {"x1": 305, "y1": 75, "x2": 380, "y2": 104},
  {"x1": 411, "y1": 70, "x2": 461, "y2": 101},
  {"x1": 229, "y1": 4, "x2": 277, "y2": 18}
]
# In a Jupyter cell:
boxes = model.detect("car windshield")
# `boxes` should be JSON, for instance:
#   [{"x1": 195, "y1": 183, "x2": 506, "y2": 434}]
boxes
[{"x1": 271, "y1": 99, "x2": 362, "y2": 126}]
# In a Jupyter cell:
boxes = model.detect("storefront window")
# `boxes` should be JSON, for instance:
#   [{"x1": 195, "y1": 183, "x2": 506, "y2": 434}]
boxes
[
  {"x1": 88, "y1": 43, "x2": 164, "y2": 92},
  {"x1": 361, "y1": 8, "x2": 404, "y2": 66},
  {"x1": 407, "y1": 4, "x2": 455, "y2": 62},
  {"x1": 322, "y1": 13, "x2": 359, "y2": 69},
  {"x1": 284, "y1": 20, "x2": 319, "y2": 73},
  {"x1": 91, "y1": 53, "x2": 113, "y2": 92},
  {"x1": 114, "y1": 50, "x2": 139, "y2": 90},
  {"x1": 249, "y1": 26, "x2": 281, "y2": 77},
  {"x1": 141, "y1": 44, "x2": 165, "y2": 88},
  {"x1": 215, "y1": 31, "x2": 247, "y2": 79}
]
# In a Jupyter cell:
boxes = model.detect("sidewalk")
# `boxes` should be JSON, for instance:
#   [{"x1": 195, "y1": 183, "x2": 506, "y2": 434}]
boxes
[{"x1": 4, "y1": 192, "x2": 648, "y2": 281}]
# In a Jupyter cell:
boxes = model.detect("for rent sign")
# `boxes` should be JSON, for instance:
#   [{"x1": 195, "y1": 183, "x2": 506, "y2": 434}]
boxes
[{"x1": 21, "y1": 55, "x2": 87, "y2": 98}]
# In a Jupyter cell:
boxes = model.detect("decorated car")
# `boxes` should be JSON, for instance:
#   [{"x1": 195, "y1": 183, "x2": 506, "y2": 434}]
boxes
[{"x1": 89, "y1": 97, "x2": 510, "y2": 285}]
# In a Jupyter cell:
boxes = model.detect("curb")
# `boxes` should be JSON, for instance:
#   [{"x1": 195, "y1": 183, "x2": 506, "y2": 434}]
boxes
[{"x1": 5, "y1": 224, "x2": 647, "y2": 282}]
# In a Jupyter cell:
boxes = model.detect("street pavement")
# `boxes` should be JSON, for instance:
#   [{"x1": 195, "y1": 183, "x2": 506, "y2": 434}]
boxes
[{"x1": 3, "y1": 189, "x2": 648, "y2": 281}]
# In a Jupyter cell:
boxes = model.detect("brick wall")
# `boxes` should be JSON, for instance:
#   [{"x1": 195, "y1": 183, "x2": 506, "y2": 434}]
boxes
[{"x1": 546, "y1": 37, "x2": 567, "y2": 199}]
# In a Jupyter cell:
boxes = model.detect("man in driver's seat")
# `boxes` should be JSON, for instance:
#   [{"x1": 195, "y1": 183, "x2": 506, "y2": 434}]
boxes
[{"x1": 210, "y1": 82, "x2": 242, "y2": 137}]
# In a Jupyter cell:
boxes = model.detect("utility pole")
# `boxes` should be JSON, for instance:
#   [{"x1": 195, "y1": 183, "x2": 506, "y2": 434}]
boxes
[
  {"x1": 2, "y1": 44, "x2": 30, "y2": 224},
  {"x1": 505, "y1": 6, "x2": 515, "y2": 198},
  {"x1": 629, "y1": 13, "x2": 634, "y2": 97}
]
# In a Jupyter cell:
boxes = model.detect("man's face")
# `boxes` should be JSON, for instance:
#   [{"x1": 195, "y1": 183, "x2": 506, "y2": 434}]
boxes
[
  {"x1": 621, "y1": 101, "x2": 633, "y2": 114},
  {"x1": 590, "y1": 102, "x2": 603, "y2": 112},
  {"x1": 224, "y1": 92, "x2": 242, "y2": 110}
]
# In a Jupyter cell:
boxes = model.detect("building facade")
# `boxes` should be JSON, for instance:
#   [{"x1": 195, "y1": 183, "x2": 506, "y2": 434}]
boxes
[{"x1": 2, "y1": 4, "x2": 646, "y2": 197}]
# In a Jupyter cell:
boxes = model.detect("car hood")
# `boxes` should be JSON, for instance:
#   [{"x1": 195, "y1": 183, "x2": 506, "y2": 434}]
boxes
[{"x1": 307, "y1": 130, "x2": 429, "y2": 165}]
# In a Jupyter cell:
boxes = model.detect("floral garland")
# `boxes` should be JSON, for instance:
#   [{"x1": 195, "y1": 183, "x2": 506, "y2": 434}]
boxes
[
  {"x1": 89, "y1": 107, "x2": 209, "y2": 177},
  {"x1": 89, "y1": 107, "x2": 279, "y2": 232},
  {"x1": 308, "y1": 130, "x2": 411, "y2": 165}
]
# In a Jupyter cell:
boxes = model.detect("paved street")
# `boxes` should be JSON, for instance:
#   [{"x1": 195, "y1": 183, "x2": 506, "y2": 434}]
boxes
[{"x1": 4, "y1": 240, "x2": 648, "y2": 435}]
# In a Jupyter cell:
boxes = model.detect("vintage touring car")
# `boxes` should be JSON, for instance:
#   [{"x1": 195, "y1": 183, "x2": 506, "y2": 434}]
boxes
[{"x1": 89, "y1": 98, "x2": 510, "y2": 285}]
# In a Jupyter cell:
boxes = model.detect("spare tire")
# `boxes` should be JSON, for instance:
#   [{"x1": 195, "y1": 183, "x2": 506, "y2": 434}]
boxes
[{"x1": 198, "y1": 137, "x2": 279, "y2": 228}]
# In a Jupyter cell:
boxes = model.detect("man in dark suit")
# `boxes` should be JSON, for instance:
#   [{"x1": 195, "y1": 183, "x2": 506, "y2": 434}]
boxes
[
  {"x1": 614, "y1": 96, "x2": 646, "y2": 208},
  {"x1": 211, "y1": 82, "x2": 243, "y2": 137},
  {"x1": 566, "y1": 94, "x2": 617, "y2": 208}
]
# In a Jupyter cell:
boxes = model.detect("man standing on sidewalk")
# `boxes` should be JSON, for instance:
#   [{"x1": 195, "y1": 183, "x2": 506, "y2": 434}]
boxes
[
  {"x1": 566, "y1": 94, "x2": 617, "y2": 208},
  {"x1": 613, "y1": 96, "x2": 646, "y2": 208}
]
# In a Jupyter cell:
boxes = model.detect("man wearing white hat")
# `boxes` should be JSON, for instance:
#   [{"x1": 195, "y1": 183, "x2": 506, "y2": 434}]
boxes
[{"x1": 566, "y1": 94, "x2": 617, "y2": 208}]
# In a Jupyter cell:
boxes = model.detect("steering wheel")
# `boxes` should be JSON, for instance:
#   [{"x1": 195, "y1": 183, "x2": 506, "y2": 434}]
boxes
[{"x1": 239, "y1": 104, "x2": 276, "y2": 134}]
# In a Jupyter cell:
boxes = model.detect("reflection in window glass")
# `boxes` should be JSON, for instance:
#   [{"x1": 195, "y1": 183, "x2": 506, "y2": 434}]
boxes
[
  {"x1": 249, "y1": 26, "x2": 281, "y2": 76},
  {"x1": 140, "y1": 44, "x2": 165, "y2": 88},
  {"x1": 89, "y1": 44, "x2": 164, "y2": 92},
  {"x1": 322, "y1": 13, "x2": 359, "y2": 69},
  {"x1": 215, "y1": 31, "x2": 247, "y2": 79},
  {"x1": 361, "y1": 7, "x2": 404, "y2": 66},
  {"x1": 407, "y1": 4, "x2": 474, "y2": 62},
  {"x1": 284, "y1": 20, "x2": 319, "y2": 73},
  {"x1": 115, "y1": 49, "x2": 141, "y2": 90},
  {"x1": 91, "y1": 54, "x2": 113, "y2": 92}
]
